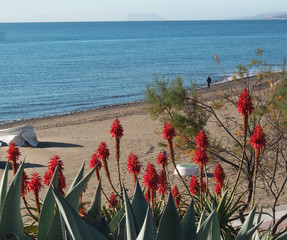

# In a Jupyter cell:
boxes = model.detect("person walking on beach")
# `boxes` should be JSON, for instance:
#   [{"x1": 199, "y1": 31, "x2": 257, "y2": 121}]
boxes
[{"x1": 206, "y1": 76, "x2": 212, "y2": 90}]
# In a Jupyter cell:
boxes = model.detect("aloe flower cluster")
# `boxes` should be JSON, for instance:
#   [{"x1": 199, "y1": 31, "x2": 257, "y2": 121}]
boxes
[
  {"x1": 162, "y1": 122, "x2": 176, "y2": 163},
  {"x1": 157, "y1": 151, "x2": 169, "y2": 198},
  {"x1": 213, "y1": 163, "x2": 225, "y2": 196},
  {"x1": 250, "y1": 123, "x2": 266, "y2": 207},
  {"x1": 189, "y1": 175, "x2": 200, "y2": 195},
  {"x1": 172, "y1": 185, "x2": 181, "y2": 207},
  {"x1": 44, "y1": 155, "x2": 66, "y2": 195},
  {"x1": 27, "y1": 172, "x2": 43, "y2": 216},
  {"x1": 109, "y1": 193, "x2": 119, "y2": 208},
  {"x1": 110, "y1": 118, "x2": 124, "y2": 195},
  {"x1": 193, "y1": 129, "x2": 209, "y2": 191},
  {"x1": 237, "y1": 87, "x2": 253, "y2": 137},
  {"x1": 143, "y1": 163, "x2": 159, "y2": 203},
  {"x1": 126, "y1": 153, "x2": 141, "y2": 185},
  {"x1": 97, "y1": 142, "x2": 110, "y2": 180},
  {"x1": 21, "y1": 170, "x2": 29, "y2": 198},
  {"x1": 89, "y1": 153, "x2": 102, "y2": 181},
  {"x1": 6, "y1": 142, "x2": 21, "y2": 175}
]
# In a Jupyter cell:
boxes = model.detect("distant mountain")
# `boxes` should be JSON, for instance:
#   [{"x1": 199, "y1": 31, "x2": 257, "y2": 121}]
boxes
[
  {"x1": 239, "y1": 12, "x2": 287, "y2": 20},
  {"x1": 126, "y1": 13, "x2": 165, "y2": 21}
]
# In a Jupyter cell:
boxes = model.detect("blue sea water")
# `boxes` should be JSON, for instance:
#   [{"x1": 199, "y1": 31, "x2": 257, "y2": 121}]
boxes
[{"x1": 0, "y1": 20, "x2": 287, "y2": 123}]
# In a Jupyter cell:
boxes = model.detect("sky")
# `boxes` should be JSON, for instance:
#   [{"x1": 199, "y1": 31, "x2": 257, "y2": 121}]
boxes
[{"x1": 0, "y1": 0, "x2": 287, "y2": 22}]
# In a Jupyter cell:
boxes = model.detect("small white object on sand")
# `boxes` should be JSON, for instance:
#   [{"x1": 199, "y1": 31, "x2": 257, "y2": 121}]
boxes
[
  {"x1": 174, "y1": 163, "x2": 199, "y2": 176},
  {"x1": 0, "y1": 125, "x2": 38, "y2": 147}
]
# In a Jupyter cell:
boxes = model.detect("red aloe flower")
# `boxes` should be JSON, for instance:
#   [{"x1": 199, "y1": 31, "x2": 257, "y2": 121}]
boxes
[
  {"x1": 110, "y1": 118, "x2": 124, "y2": 197},
  {"x1": 126, "y1": 153, "x2": 141, "y2": 185},
  {"x1": 193, "y1": 149, "x2": 208, "y2": 191},
  {"x1": 249, "y1": 124, "x2": 266, "y2": 175},
  {"x1": 193, "y1": 149, "x2": 208, "y2": 166},
  {"x1": 44, "y1": 155, "x2": 66, "y2": 195},
  {"x1": 237, "y1": 87, "x2": 254, "y2": 136},
  {"x1": 89, "y1": 153, "x2": 102, "y2": 181},
  {"x1": 27, "y1": 172, "x2": 43, "y2": 216},
  {"x1": 250, "y1": 123, "x2": 266, "y2": 208},
  {"x1": 145, "y1": 191, "x2": 151, "y2": 203},
  {"x1": 28, "y1": 172, "x2": 43, "y2": 194},
  {"x1": 21, "y1": 170, "x2": 29, "y2": 198},
  {"x1": 213, "y1": 163, "x2": 225, "y2": 187},
  {"x1": 6, "y1": 142, "x2": 21, "y2": 175},
  {"x1": 162, "y1": 122, "x2": 176, "y2": 164},
  {"x1": 157, "y1": 152, "x2": 168, "y2": 169},
  {"x1": 97, "y1": 142, "x2": 110, "y2": 180},
  {"x1": 109, "y1": 193, "x2": 119, "y2": 208},
  {"x1": 237, "y1": 87, "x2": 254, "y2": 117},
  {"x1": 189, "y1": 175, "x2": 200, "y2": 195},
  {"x1": 110, "y1": 118, "x2": 124, "y2": 139},
  {"x1": 214, "y1": 182, "x2": 222, "y2": 196},
  {"x1": 196, "y1": 130, "x2": 209, "y2": 150},
  {"x1": 143, "y1": 163, "x2": 159, "y2": 191},
  {"x1": 158, "y1": 169, "x2": 169, "y2": 196},
  {"x1": 172, "y1": 185, "x2": 181, "y2": 207},
  {"x1": 79, "y1": 207, "x2": 88, "y2": 217},
  {"x1": 162, "y1": 122, "x2": 176, "y2": 141},
  {"x1": 97, "y1": 142, "x2": 110, "y2": 160},
  {"x1": 143, "y1": 163, "x2": 159, "y2": 201},
  {"x1": 249, "y1": 124, "x2": 266, "y2": 151}
]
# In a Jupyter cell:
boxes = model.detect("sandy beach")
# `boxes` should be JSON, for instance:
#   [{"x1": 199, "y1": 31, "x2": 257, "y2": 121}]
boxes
[{"x1": 0, "y1": 75, "x2": 285, "y2": 208}]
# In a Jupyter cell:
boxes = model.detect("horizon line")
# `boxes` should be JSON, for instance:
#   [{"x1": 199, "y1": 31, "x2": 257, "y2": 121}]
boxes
[{"x1": 0, "y1": 19, "x2": 279, "y2": 24}]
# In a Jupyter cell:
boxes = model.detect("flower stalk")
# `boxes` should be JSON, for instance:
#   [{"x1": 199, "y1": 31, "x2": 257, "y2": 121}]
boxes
[
  {"x1": 97, "y1": 142, "x2": 121, "y2": 199},
  {"x1": 6, "y1": 142, "x2": 21, "y2": 176},
  {"x1": 249, "y1": 124, "x2": 266, "y2": 208},
  {"x1": 110, "y1": 119, "x2": 124, "y2": 200},
  {"x1": 162, "y1": 122, "x2": 192, "y2": 197},
  {"x1": 232, "y1": 87, "x2": 253, "y2": 197},
  {"x1": 27, "y1": 172, "x2": 43, "y2": 217}
]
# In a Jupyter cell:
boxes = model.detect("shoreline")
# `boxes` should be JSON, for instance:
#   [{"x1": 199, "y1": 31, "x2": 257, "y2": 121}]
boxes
[
  {"x1": 0, "y1": 71, "x2": 285, "y2": 210},
  {"x1": 0, "y1": 72, "x2": 270, "y2": 129}
]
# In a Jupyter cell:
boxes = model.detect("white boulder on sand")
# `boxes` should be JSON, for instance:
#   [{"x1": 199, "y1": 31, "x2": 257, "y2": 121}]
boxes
[{"x1": 0, "y1": 125, "x2": 38, "y2": 147}]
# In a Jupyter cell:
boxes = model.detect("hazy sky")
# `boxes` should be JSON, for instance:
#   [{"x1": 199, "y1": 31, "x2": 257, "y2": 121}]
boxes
[{"x1": 1, "y1": 0, "x2": 287, "y2": 22}]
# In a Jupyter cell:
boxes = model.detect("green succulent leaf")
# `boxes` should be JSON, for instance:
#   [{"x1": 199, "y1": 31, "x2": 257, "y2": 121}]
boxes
[
  {"x1": 136, "y1": 207, "x2": 156, "y2": 240},
  {"x1": 181, "y1": 199, "x2": 197, "y2": 240},
  {"x1": 66, "y1": 163, "x2": 85, "y2": 196},
  {"x1": 131, "y1": 180, "x2": 149, "y2": 230},
  {"x1": 52, "y1": 184, "x2": 106, "y2": 240},
  {"x1": 45, "y1": 210, "x2": 65, "y2": 240},
  {"x1": 235, "y1": 222, "x2": 262, "y2": 240},
  {"x1": 85, "y1": 179, "x2": 102, "y2": 227},
  {"x1": 217, "y1": 190, "x2": 228, "y2": 216},
  {"x1": 209, "y1": 210, "x2": 221, "y2": 240},
  {"x1": 1, "y1": 232, "x2": 33, "y2": 240},
  {"x1": 65, "y1": 164, "x2": 97, "y2": 211},
  {"x1": 236, "y1": 207, "x2": 262, "y2": 240},
  {"x1": 252, "y1": 207, "x2": 263, "y2": 240},
  {"x1": 197, "y1": 207, "x2": 207, "y2": 231},
  {"x1": 38, "y1": 165, "x2": 59, "y2": 240},
  {"x1": 156, "y1": 193, "x2": 184, "y2": 240},
  {"x1": 109, "y1": 207, "x2": 125, "y2": 234},
  {"x1": 259, "y1": 226, "x2": 270, "y2": 240},
  {"x1": 112, "y1": 215, "x2": 126, "y2": 240},
  {"x1": 123, "y1": 187, "x2": 138, "y2": 240},
  {"x1": 236, "y1": 206, "x2": 256, "y2": 238},
  {"x1": 0, "y1": 161, "x2": 8, "y2": 211},
  {"x1": 197, "y1": 210, "x2": 218, "y2": 240},
  {"x1": 0, "y1": 160, "x2": 24, "y2": 234},
  {"x1": 95, "y1": 217, "x2": 112, "y2": 238}
]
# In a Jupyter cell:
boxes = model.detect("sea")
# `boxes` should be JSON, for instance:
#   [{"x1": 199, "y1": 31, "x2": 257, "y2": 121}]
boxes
[{"x1": 0, "y1": 20, "x2": 287, "y2": 124}]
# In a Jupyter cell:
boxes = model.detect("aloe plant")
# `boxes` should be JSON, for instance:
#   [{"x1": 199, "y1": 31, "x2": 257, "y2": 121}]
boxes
[{"x1": 1, "y1": 158, "x2": 287, "y2": 240}]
